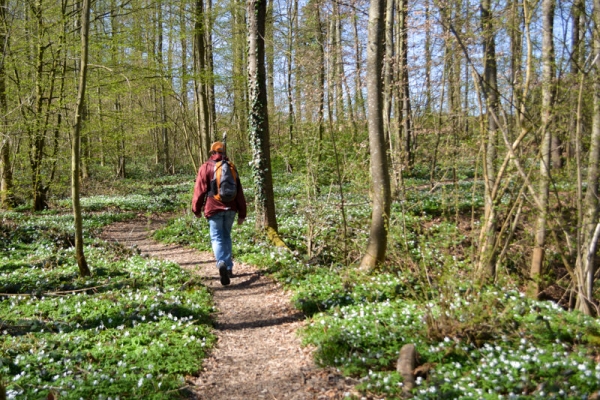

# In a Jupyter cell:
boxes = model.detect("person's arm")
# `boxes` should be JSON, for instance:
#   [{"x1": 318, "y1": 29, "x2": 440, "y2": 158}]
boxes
[
  {"x1": 235, "y1": 177, "x2": 247, "y2": 224},
  {"x1": 192, "y1": 163, "x2": 209, "y2": 217}
]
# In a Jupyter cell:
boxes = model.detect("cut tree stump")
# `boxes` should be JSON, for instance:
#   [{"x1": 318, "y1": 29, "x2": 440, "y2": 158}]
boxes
[{"x1": 396, "y1": 343, "x2": 417, "y2": 395}]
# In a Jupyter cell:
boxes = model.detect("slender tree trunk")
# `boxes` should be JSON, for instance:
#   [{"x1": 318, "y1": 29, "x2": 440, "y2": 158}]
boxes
[
  {"x1": 530, "y1": 0, "x2": 555, "y2": 297},
  {"x1": 96, "y1": 85, "x2": 105, "y2": 167},
  {"x1": 180, "y1": 1, "x2": 193, "y2": 168},
  {"x1": 398, "y1": 0, "x2": 412, "y2": 167},
  {"x1": 383, "y1": 0, "x2": 394, "y2": 149},
  {"x1": 352, "y1": 8, "x2": 366, "y2": 121},
  {"x1": 424, "y1": 0, "x2": 432, "y2": 112},
  {"x1": 233, "y1": 0, "x2": 247, "y2": 141},
  {"x1": 575, "y1": 0, "x2": 600, "y2": 314},
  {"x1": 157, "y1": 0, "x2": 170, "y2": 174},
  {"x1": 72, "y1": 0, "x2": 91, "y2": 277},
  {"x1": 286, "y1": 0, "x2": 295, "y2": 142},
  {"x1": 477, "y1": 0, "x2": 500, "y2": 279},
  {"x1": 567, "y1": 0, "x2": 584, "y2": 163},
  {"x1": 293, "y1": 0, "x2": 302, "y2": 127},
  {"x1": 509, "y1": 0, "x2": 523, "y2": 134},
  {"x1": 0, "y1": 140, "x2": 10, "y2": 209},
  {"x1": 111, "y1": 0, "x2": 125, "y2": 178},
  {"x1": 248, "y1": 0, "x2": 279, "y2": 236},
  {"x1": 334, "y1": 2, "x2": 345, "y2": 126},
  {"x1": 0, "y1": 0, "x2": 13, "y2": 209},
  {"x1": 315, "y1": 0, "x2": 325, "y2": 145},
  {"x1": 266, "y1": 0, "x2": 275, "y2": 116},
  {"x1": 327, "y1": 17, "x2": 335, "y2": 126},
  {"x1": 205, "y1": 0, "x2": 217, "y2": 140},
  {"x1": 194, "y1": 0, "x2": 211, "y2": 159},
  {"x1": 360, "y1": 0, "x2": 391, "y2": 270}
]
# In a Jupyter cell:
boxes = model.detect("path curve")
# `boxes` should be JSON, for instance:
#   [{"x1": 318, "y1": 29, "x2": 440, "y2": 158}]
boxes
[{"x1": 100, "y1": 215, "x2": 358, "y2": 400}]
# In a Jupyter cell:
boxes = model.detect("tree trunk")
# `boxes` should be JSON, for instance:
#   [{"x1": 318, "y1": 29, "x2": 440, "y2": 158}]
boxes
[
  {"x1": 333, "y1": 2, "x2": 345, "y2": 126},
  {"x1": 575, "y1": 0, "x2": 600, "y2": 314},
  {"x1": 111, "y1": 0, "x2": 125, "y2": 178},
  {"x1": 383, "y1": 0, "x2": 394, "y2": 150},
  {"x1": 157, "y1": 0, "x2": 170, "y2": 174},
  {"x1": 509, "y1": 0, "x2": 523, "y2": 134},
  {"x1": 424, "y1": 0, "x2": 432, "y2": 112},
  {"x1": 0, "y1": 139, "x2": 11, "y2": 209},
  {"x1": 567, "y1": 0, "x2": 584, "y2": 162},
  {"x1": 477, "y1": 0, "x2": 499, "y2": 279},
  {"x1": 315, "y1": 0, "x2": 325, "y2": 144},
  {"x1": 0, "y1": 0, "x2": 13, "y2": 209},
  {"x1": 247, "y1": 0, "x2": 280, "y2": 236},
  {"x1": 72, "y1": 0, "x2": 91, "y2": 277},
  {"x1": 326, "y1": 17, "x2": 335, "y2": 126},
  {"x1": 530, "y1": 0, "x2": 555, "y2": 298},
  {"x1": 194, "y1": 0, "x2": 211, "y2": 160},
  {"x1": 360, "y1": 0, "x2": 391, "y2": 270},
  {"x1": 205, "y1": 0, "x2": 217, "y2": 140},
  {"x1": 352, "y1": 8, "x2": 366, "y2": 121},
  {"x1": 286, "y1": 0, "x2": 296, "y2": 143},
  {"x1": 266, "y1": 0, "x2": 275, "y2": 117},
  {"x1": 233, "y1": 0, "x2": 247, "y2": 141},
  {"x1": 397, "y1": 0, "x2": 413, "y2": 168}
]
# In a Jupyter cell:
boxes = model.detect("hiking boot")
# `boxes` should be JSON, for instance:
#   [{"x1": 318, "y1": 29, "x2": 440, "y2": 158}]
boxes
[
  {"x1": 227, "y1": 269, "x2": 234, "y2": 278},
  {"x1": 217, "y1": 261, "x2": 230, "y2": 286}
]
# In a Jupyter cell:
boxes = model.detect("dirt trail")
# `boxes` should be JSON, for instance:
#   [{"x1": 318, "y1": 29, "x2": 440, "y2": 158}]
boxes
[{"x1": 101, "y1": 215, "x2": 357, "y2": 400}]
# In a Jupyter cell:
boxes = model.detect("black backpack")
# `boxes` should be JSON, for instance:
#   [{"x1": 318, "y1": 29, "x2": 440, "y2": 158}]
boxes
[{"x1": 209, "y1": 158, "x2": 238, "y2": 203}]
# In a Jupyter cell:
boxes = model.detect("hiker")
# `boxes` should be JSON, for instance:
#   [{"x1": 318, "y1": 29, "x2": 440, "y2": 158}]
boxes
[{"x1": 192, "y1": 140, "x2": 247, "y2": 286}]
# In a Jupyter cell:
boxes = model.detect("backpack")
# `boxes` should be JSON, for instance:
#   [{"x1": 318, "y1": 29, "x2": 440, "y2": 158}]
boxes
[{"x1": 209, "y1": 158, "x2": 238, "y2": 203}]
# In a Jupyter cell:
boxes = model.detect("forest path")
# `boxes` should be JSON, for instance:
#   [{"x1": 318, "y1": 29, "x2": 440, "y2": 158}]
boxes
[{"x1": 100, "y1": 214, "x2": 357, "y2": 400}]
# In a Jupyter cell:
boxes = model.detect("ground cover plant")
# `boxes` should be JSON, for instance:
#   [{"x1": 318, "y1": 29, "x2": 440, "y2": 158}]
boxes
[
  {"x1": 153, "y1": 168, "x2": 600, "y2": 399},
  {"x1": 0, "y1": 179, "x2": 215, "y2": 399}
]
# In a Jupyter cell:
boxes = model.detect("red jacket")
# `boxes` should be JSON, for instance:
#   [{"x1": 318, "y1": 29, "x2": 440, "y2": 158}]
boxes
[{"x1": 192, "y1": 153, "x2": 247, "y2": 219}]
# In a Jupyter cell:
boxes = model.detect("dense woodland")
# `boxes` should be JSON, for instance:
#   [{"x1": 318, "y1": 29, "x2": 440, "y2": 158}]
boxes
[{"x1": 1, "y1": 0, "x2": 600, "y2": 396}]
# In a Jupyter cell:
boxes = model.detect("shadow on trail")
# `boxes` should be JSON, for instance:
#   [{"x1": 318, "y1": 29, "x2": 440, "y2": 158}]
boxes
[
  {"x1": 215, "y1": 312, "x2": 304, "y2": 330},
  {"x1": 210, "y1": 271, "x2": 306, "y2": 331},
  {"x1": 209, "y1": 272, "x2": 261, "y2": 289}
]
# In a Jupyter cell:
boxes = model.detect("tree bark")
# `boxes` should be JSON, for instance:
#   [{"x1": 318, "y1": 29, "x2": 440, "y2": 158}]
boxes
[
  {"x1": 157, "y1": 0, "x2": 170, "y2": 174},
  {"x1": 397, "y1": 0, "x2": 412, "y2": 168},
  {"x1": 383, "y1": 0, "x2": 394, "y2": 151},
  {"x1": 352, "y1": 8, "x2": 366, "y2": 121},
  {"x1": 575, "y1": 0, "x2": 600, "y2": 314},
  {"x1": 286, "y1": 0, "x2": 296, "y2": 142},
  {"x1": 194, "y1": 0, "x2": 211, "y2": 160},
  {"x1": 477, "y1": 0, "x2": 500, "y2": 279},
  {"x1": 247, "y1": 0, "x2": 280, "y2": 236},
  {"x1": 205, "y1": 0, "x2": 217, "y2": 140},
  {"x1": 0, "y1": 0, "x2": 13, "y2": 209},
  {"x1": 233, "y1": 0, "x2": 248, "y2": 141},
  {"x1": 396, "y1": 344, "x2": 417, "y2": 393},
  {"x1": 530, "y1": 0, "x2": 555, "y2": 298},
  {"x1": 333, "y1": 2, "x2": 344, "y2": 124},
  {"x1": 360, "y1": 0, "x2": 391, "y2": 270},
  {"x1": 266, "y1": 0, "x2": 275, "y2": 117},
  {"x1": 72, "y1": 0, "x2": 91, "y2": 277},
  {"x1": 424, "y1": 0, "x2": 432, "y2": 112},
  {"x1": 27, "y1": 1, "x2": 68, "y2": 211}
]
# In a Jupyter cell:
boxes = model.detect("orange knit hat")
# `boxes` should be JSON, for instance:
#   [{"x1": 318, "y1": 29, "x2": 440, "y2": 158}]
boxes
[{"x1": 210, "y1": 141, "x2": 224, "y2": 153}]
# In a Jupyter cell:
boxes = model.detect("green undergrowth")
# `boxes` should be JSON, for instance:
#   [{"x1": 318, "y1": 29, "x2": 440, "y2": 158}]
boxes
[
  {"x1": 57, "y1": 178, "x2": 192, "y2": 213},
  {"x1": 0, "y1": 181, "x2": 215, "y2": 399},
  {"x1": 152, "y1": 170, "x2": 600, "y2": 399}
]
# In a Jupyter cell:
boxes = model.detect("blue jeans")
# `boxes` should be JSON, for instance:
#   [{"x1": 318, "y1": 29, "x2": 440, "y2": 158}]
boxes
[{"x1": 208, "y1": 210, "x2": 236, "y2": 270}]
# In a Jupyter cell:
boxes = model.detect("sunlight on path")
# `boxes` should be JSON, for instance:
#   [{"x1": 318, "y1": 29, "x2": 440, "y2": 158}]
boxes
[{"x1": 101, "y1": 217, "x2": 358, "y2": 400}]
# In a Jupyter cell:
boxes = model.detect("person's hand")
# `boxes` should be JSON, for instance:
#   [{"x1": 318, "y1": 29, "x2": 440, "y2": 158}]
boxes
[{"x1": 237, "y1": 217, "x2": 245, "y2": 225}]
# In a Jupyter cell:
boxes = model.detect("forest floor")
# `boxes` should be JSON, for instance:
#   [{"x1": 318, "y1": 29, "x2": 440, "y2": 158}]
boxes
[{"x1": 100, "y1": 214, "x2": 361, "y2": 400}]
